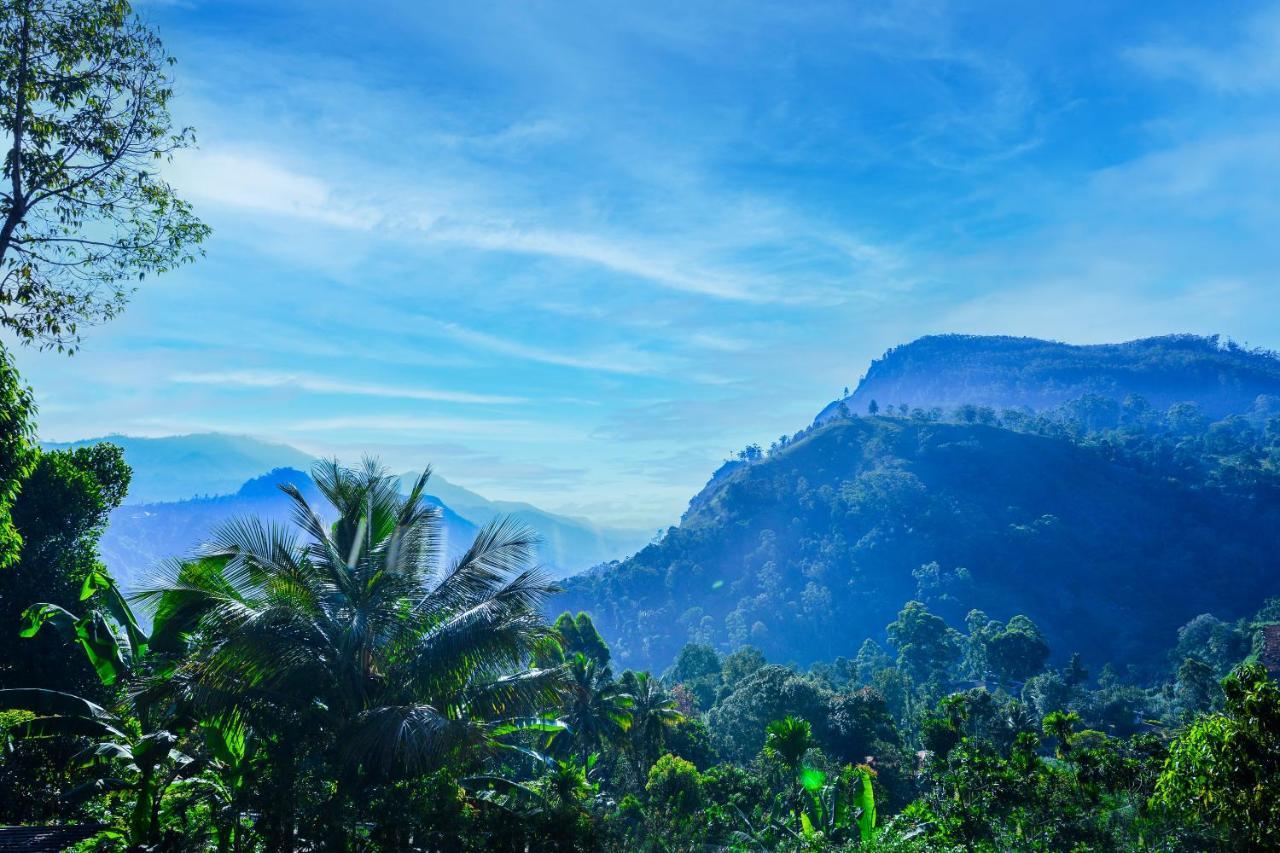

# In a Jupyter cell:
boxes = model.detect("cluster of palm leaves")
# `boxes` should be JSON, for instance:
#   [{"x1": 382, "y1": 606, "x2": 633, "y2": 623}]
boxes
[
  {"x1": 730, "y1": 716, "x2": 877, "y2": 849},
  {"x1": 2, "y1": 459, "x2": 603, "y2": 845},
  {"x1": 0, "y1": 458, "x2": 695, "y2": 847},
  {"x1": 144, "y1": 460, "x2": 565, "y2": 781}
]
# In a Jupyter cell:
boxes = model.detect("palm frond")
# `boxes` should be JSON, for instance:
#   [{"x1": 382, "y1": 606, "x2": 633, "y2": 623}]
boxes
[{"x1": 337, "y1": 703, "x2": 469, "y2": 778}]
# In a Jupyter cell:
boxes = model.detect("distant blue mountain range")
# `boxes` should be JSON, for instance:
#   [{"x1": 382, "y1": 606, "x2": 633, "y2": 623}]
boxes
[{"x1": 43, "y1": 434, "x2": 651, "y2": 588}]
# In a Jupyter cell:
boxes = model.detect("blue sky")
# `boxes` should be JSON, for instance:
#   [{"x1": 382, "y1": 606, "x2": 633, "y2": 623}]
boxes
[{"x1": 11, "y1": 0, "x2": 1280, "y2": 527}]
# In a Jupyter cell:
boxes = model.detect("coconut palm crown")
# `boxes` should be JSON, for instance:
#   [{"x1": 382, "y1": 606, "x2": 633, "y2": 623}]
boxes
[{"x1": 136, "y1": 458, "x2": 564, "y2": 782}]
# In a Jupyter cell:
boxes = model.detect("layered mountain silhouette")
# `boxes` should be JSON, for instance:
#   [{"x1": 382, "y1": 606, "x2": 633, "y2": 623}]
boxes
[
  {"x1": 44, "y1": 433, "x2": 317, "y2": 504},
  {"x1": 48, "y1": 434, "x2": 649, "y2": 588},
  {"x1": 98, "y1": 467, "x2": 480, "y2": 591}
]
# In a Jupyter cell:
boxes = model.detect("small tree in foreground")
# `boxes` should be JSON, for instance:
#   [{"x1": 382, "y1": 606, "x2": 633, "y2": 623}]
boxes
[
  {"x1": 137, "y1": 459, "x2": 565, "y2": 847},
  {"x1": 1152, "y1": 663, "x2": 1280, "y2": 848}
]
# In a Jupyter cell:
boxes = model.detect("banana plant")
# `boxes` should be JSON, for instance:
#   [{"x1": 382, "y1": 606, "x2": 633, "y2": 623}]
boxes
[
  {"x1": 794, "y1": 763, "x2": 877, "y2": 846},
  {"x1": 852, "y1": 763, "x2": 877, "y2": 843},
  {"x1": 18, "y1": 567, "x2": 148, "y2": 685},
  {"x1": 1, "y1": 567, "x2": 193, "y2": 847}
]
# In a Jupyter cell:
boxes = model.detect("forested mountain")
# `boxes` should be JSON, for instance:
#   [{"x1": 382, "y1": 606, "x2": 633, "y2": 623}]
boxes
[
  {"x1": 815, "y1": 334, "x2": 1280, "y2": 423},
  {"x1": 558, "y1": 408, "x2": 1280, "y2": 674}
]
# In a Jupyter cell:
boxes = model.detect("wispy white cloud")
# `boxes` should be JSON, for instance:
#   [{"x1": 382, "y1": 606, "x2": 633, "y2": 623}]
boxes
[
  {"x1": 1087, "y1": 130, "x2": 1280, "y2": 225},
  {"x1": 170, "y1": 137, "x2": 904, "y2": 306},
  {"x1": 167, "y1": 148, "x2": 381, "y2": 229},
  {"x1": 280, "y1": 414, "x2": 579, "y2": 441},
  {"x1": 172, "y1": 150, "x2": 842, "y2": 304},
  {"x1": 687, "y1": 332, "x2": 752, "y2": 353},
  {"x1": 421, "y1": 221, "x2": 772, "y2": 302},
  {"x1": 1127, "y1": 6, "x2": 1280, "y2": 93},
  {"x1": 170, "y1": 370, "x2": 524, "y2": 404},
  {"x1": 427, "y1": 320, "x2": 677, "y2": 377}
]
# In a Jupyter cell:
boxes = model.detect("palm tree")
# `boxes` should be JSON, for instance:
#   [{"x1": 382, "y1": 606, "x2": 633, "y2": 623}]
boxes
[
  {"x1": 136, "y1": 459, "x2": 564, "y2": 844},
  {"x1": 551, "y1": 653, "x2": 633, "y2": 761},
  {"x1": 763, "y1": 715, "x2": 816, "y2": 824},
  {"x1": 763, "y1": 716, "x2": 814, "y2": 773},
  {"x1": 625, "y1": 671, "x2": 682, "y2": 773}
]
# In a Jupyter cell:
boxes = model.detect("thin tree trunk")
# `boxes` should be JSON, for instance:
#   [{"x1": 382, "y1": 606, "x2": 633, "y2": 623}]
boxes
[{"x1": 0, "y1": 2, "x2": 32, "y2": 270}]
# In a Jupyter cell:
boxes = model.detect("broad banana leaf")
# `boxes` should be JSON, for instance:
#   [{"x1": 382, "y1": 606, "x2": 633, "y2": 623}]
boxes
[
  {"x1": 491, "y1": 717, "x2": 568, "y2": 737},
  {"x1": 19, "y1": 603, "x2": 78, "y2": 639},
  {"x1": 131, "y1": 731, "x2": 179, "y2": 771},
  {"x1": 63, "y1": 777, "x2": 132, "y2": 805},
  {"x1": 81, "y1": 568, "x2": 148, "y2": 661},
  {"x1": 854, "y1": 765, "x2": 876, "y2": 842},
  {"x1": 0, "y1": 689, "x2": 127, "y2": 740},
  {"x1": 21, "y1": 603, "x2": 129, "y2": 685}
]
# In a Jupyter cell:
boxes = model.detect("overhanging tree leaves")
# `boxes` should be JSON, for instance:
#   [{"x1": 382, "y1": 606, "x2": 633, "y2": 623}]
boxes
[
  {"x1": 0, "y1": 344, "x2": 34, "y2": 567},
  {"x1": 0, "y1": 0, "x2": 209, "y2": 351}
]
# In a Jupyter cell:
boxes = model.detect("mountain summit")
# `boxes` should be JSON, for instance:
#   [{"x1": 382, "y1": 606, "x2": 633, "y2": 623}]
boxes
[{"x1": 817, "y1": 334, "x2": 1280, "y2": 423}]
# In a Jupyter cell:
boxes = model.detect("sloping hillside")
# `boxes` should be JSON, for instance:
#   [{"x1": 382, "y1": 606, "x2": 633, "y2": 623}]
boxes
[
  {"x1": 556, "y1": 416, "x2": 1280, "y2": 672},
  {"x1": 816, "y1": 334, "x2": 1280, "y2": 422}
]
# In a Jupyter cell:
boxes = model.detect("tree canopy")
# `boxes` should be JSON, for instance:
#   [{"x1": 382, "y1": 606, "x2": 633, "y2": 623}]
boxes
[{"x1": 0, "y1": 0, "x2": 209, "y2": 350}]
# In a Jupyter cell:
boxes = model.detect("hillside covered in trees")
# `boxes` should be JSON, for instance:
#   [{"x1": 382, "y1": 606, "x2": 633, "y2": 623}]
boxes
[{"x1": 560, "y1": 385, "x2": 1280, "y2": 673}]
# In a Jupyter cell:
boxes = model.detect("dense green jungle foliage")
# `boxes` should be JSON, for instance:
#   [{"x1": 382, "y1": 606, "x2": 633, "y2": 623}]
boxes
[{"x1": 5, "y1": 348, "x2": 1280, "y2": 850}]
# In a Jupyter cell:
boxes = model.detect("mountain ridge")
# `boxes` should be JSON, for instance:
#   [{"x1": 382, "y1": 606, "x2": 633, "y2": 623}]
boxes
[{"x1": 816, "y1": 333, "x2": 1280, "y2": 423}]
